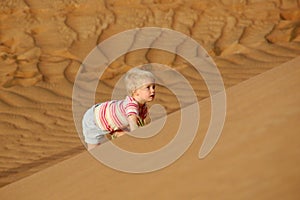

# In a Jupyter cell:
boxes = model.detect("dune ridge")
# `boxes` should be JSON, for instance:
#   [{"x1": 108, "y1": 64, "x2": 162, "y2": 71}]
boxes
[{"x1": 1, "y1": 0, "x2": 300, "y2": 187}]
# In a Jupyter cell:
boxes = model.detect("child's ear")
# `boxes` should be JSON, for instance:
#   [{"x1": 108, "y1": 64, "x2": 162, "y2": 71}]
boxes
[{"x1": 132, "y1": 90, "x2": 139, "y2": 96}]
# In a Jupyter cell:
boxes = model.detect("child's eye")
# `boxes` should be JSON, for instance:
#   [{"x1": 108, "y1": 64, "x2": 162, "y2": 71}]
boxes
[
  {"x1": 147, "y1": 85, "x2": 155, "y2": 89},
  {"x1": 144, "y1": 84, "x2": 155, "y2": 90}
]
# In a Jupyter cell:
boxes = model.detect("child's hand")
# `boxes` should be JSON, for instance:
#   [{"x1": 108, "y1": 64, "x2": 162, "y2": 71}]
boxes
[
  {"x1": 113, "y1": 131, "x2": 126, "y2": 138},
  {"x1": 110, "y1": 131, "x2": 126, "y2": 140}
]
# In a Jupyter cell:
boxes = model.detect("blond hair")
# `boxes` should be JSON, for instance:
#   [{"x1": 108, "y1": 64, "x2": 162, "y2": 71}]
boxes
[{"x1": 124, "y1": 68, "x2": 155, "y2": 95}]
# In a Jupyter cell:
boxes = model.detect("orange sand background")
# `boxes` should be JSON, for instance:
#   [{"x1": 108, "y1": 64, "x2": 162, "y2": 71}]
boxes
[{"x1": 0, "y1": 0, "x2": 300, "y2": 197}]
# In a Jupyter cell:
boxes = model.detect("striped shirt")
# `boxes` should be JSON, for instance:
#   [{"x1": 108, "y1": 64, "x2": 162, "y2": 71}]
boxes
[{"x1": 94, "y1": 96, "x2": 148, "y2": 132}]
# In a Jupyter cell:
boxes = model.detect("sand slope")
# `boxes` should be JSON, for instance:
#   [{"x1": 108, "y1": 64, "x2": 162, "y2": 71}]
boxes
[
  {"x1": 0, "y1": 57, "x2": 299, "y2": 199},
  {"x1": 1, "y1": 0, "x2": 300, "y2": 188}
]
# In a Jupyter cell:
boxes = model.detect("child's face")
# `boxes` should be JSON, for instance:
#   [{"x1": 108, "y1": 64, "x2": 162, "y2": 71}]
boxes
[{"x1": 133, "y1": 81, "x2": 155, "y2": 104}]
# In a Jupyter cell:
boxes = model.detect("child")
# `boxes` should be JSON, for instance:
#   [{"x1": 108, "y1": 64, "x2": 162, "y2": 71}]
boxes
[{"x1": 82, "y1": 68, "x2": 156, "y2": 150}]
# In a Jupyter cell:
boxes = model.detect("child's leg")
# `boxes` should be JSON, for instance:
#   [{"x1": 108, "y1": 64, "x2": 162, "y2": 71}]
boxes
[
  {"x1": 82, "y1": 106, "x2": 108, "y2": 150},
  {"x1": 86, "y1": 133, "x2": 110, "y2": 150}
]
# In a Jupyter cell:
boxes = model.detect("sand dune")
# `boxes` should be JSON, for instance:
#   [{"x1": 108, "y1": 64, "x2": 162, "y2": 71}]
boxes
[
  {"x1": 0, "y1": 0, "x2": 300, "y2": 189},
  {"x1": 0, "y1": 56, "x2": 299, "y2": 199}
]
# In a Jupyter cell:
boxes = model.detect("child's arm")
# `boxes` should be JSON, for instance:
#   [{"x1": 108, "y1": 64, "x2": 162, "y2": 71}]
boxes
[
  {"x1": 110, "y1": 115, "x2": 141, "y2": 140},
  {"x1": 128, "y1": 114, "x2": 139, "y2": 131}
]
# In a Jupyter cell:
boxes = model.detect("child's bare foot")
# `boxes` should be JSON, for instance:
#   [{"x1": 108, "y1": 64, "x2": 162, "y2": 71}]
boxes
[{"x1": 87, "y1": 143, "x2": 100, "y2": 151}]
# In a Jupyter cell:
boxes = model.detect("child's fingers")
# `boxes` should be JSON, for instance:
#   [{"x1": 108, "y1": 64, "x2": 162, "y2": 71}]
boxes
[
  {"x1": 110, "y1": 131, "x2": 126, "y2": 140},
  {"x1": 115, "y1": 132, "x2": 126, "y2": 137}
]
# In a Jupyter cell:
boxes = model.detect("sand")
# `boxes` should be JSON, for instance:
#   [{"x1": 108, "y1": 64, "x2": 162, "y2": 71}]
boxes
[
  {"x1": 0, "y1": 55, "x2": 299, "y2": 199},
  {"x1": 0, "y1": 0, "x2": 300, "y2": 198}
]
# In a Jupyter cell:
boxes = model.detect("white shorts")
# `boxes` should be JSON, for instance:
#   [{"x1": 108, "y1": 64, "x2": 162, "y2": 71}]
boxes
[{"x1": 82, "y1": 106, "x2": 109, "y2": 144}]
